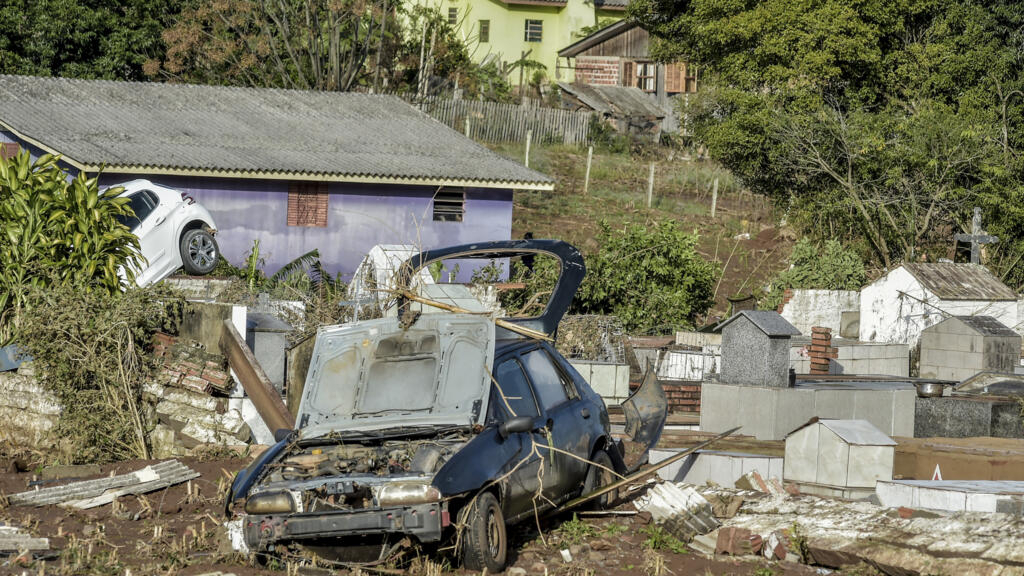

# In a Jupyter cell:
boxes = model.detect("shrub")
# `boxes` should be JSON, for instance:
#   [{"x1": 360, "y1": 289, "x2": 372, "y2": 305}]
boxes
[
  {"x1": 18, "y1": 280, "x2": 182, "y2": 463},
  {"x1": 577, "y1": 220, "x2": 719, "y2": 333},
  {"x1": 762, "y1": 238, "x2": 868, "y2": 311},
  {"x1": 0, "y1": 151, "x2": 141, "y2": 345}
]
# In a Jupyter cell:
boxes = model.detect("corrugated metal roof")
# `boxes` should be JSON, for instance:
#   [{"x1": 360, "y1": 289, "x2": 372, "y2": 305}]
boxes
[
  {"x1": 903, "y1": 263, "x2": 1016, "y2": 301},
  {"x1": 953, "y1": 315, "x2": 1019, "y2": 337},
  {"x1": 557, "y1": 82, "x2": 666, "y2": 118},
  {"x1": 717, "y1": 310, "x2": 801, "y2": 337},
  {"x1": 0, "y1": 75, "x2": 552, "y2": 190},
  {"x1": 788, "y1": 418, "x2": 896, "y2": 445}
]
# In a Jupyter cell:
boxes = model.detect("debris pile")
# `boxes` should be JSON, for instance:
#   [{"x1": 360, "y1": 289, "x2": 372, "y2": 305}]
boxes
[{"x1": 0, "y1": 525, "x2": 49, "y2": 554}]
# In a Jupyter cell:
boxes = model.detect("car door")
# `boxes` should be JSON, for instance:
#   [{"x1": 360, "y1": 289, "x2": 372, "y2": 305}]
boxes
[
  {"x1": 133, "y1": 189, "x2": 177, "y2": 283},
  {"x1": 490, "y1": 356, "x2": 549, "y2": 520},
  {"x1": 519, "y1": 347, "x2": 592, "y2": 503}
]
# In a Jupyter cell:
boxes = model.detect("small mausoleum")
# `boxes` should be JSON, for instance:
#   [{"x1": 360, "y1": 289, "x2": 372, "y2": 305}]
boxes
[
  {"x1": 919, "y1": 316, "x2": 1022, "y2": 382},
  {"x1": 859, "y1": 263, "x2": 1018, "y2": 346},
  {"x1": 719, "y1": 310, "x2": 800, "y2": 388},
  {"x1": 784, "y1": 418, "x2": 896, "y2": 499}
]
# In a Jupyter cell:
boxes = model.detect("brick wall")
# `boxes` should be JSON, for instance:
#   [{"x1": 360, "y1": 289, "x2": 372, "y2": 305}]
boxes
[
  {"x1": 662, "y1": 382, "x2": 702, "y2": 413},
  {"x1": 576, "y1": 56, "x2": 621, "y2": 86}
]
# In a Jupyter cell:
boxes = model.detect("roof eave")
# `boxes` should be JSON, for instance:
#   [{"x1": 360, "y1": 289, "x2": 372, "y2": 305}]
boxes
[
  {"x1": 558, "y1": 20, "x2": 637, "y2": 58},
  {"x1": 89, "y1": 164, "x2": 555, "y2": 191}
]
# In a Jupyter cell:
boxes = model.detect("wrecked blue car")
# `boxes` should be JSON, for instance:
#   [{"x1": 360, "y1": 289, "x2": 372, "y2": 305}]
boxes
[{"x1": 225, "y1": 240, "x2": 667, "y2": 572}]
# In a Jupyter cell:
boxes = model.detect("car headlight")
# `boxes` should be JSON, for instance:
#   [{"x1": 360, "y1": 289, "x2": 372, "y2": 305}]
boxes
[
  {"x1": 375, "y1": 482, "x2": 442, "y2": 507},
  {"x1": 244, "y1": 491, "x2": 296, "y2": 515}
]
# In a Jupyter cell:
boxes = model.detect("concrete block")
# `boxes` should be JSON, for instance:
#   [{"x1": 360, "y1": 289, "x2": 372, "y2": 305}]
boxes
[
  {"x1": 852, "y1": 391, "x2": 894, "y2": 436},
  {"x1": 813, "y1": 389, "x2": 855, "y2": 420},
  {"x1": 772, "y1": 388, "x2": 815, "y2": 439}
]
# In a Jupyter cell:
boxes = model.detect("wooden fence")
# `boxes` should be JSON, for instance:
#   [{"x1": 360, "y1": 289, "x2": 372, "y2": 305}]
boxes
[{"x1": 410, "y1": 96, "x2": 594, "y2": 145}]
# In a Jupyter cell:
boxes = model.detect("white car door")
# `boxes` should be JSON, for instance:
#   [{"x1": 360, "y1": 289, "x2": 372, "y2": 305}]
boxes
[{"x1": 125, "y1": 190, "x2": 176, "y2": 285}]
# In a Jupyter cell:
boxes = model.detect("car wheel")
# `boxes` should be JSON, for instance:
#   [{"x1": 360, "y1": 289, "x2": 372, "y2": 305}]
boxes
[
  {"x1": 461, "y1": 491, "x2": 507, "y2": 572},
  {"x1": 180, "y1": 228, "x2": 219, "y2": 275},
  {"x1": 583, "y1": 449, "x2": 618, "y2": 509}
]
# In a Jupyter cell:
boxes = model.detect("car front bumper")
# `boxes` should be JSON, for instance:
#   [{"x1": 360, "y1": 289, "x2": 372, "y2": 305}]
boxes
[{"x1": 243, "y1": 502, "x2": 448, "y2": 549}]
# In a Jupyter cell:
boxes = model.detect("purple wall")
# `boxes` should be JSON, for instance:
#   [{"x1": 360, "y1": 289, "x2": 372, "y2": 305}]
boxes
[
  {"x1": 98, "y1": 175, "x2": 514, "y2": 281},
  {"x1": 2, "y1": 130, "x2": 515, "y2": 280}
]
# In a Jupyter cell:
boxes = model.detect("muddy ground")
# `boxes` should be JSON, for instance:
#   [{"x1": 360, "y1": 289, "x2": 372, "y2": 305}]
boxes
[{"x1": 0, "y1": 455, "x2": 827, "y2": 576}]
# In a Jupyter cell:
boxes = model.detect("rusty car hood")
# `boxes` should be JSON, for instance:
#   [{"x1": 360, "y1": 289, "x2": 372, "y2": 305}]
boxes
[{"x1": 296, "y1": 314, "x2": 495, "y2": 438}]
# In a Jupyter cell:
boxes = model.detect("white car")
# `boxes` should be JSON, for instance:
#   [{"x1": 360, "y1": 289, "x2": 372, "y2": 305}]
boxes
[{"x1": 110, "y1": 179, "x2": 220, "y2": 287}]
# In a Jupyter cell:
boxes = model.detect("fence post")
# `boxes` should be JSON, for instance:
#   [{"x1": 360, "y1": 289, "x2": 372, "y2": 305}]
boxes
[
  {"x1": 465, "y1": 115, "x2": 471, "y2": 138},
  {"x1": 584, "y1": 146, "x2": 594, "y2": 195},
  {"x1": 647, "y1": 162, "x2": 655, "y2": 208},
  {"x1": 711, "y1": 177, "x2": 719, "y2": 218},
  {"x1": 525, "y1": 129, "x2": 533, "y2": 168}
]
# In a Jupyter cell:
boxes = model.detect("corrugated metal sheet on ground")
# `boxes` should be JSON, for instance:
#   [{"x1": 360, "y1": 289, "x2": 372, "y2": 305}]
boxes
[
  {"x1": 0, "y1": 526, "x2": 49, "y2": 551},
  {"x1": 634, "y1": 482, "x2": 720, "y2": 540},
  {"x1": 8, "y1": 460, "x2": 199, "y2": 508}
]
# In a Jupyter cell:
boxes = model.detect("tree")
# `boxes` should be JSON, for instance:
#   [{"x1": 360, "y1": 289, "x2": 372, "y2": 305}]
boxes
[
  {"x1": 630, "y1": 0, "x2": 1024, "y2": 271},
  {"x1": 0, "y1": 0, "x2": 178, "y2": 80},
  {"x1": 0, "y1": 151, "x2": 142, "y2": 345},
  {"x1": 576, "y1": 220, "x2": 719, "y2": 333}
]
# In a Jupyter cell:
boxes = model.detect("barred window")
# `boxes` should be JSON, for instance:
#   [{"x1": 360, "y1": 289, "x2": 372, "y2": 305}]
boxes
[
  {"x1": 433, "y1": 188, "x2": 465, "y2": 222},
  {"x1": 448, "y1": 7, "x2": 458, "y2": 25},
  {"x1": 524, "y1": 19, "x2": 542, "y2": 42},
  {"x1": 479, "y1": 20, "x2": 490, "y2": 43}
]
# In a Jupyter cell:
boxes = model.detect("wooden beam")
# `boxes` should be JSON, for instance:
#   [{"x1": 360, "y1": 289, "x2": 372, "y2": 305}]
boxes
[{"x1": 220, "y1": 319, "x2": 295, "y2": 433}]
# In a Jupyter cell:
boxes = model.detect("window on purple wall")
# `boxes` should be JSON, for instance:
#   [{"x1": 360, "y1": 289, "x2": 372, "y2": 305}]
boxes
[
  {"x1": 433, "y1": 188, "x2": 465, "y2": 222},
  {"x1": 287, "y1": 182, "x2": 328, "y2": 227}
]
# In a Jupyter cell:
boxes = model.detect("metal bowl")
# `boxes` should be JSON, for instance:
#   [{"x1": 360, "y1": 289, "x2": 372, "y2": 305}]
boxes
[{"x1": 916, "y1": 382, "x2": 944, "y2": 398}]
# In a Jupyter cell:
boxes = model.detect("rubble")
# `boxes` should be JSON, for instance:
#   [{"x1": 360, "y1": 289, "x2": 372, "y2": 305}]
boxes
[
  {"x1": 8, "y1": 460, "x2": 199, "y2": 509},
  {"x1": 633, "y1": 482, "x2": 720, "y2": 541},
  {"x1": 715, "y1": 486, "x2": 1024, "y2": 574}
]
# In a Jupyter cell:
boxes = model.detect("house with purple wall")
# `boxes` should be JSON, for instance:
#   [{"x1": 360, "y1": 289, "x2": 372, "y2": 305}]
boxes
[{"x1": 0, "y1": 75, "x2": 552, "y2": 279}]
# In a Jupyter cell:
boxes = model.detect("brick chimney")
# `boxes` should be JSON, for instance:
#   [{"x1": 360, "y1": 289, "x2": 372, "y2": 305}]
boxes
[{"x1": 809, "y1": 326, "x2": 836, "y2": 375}]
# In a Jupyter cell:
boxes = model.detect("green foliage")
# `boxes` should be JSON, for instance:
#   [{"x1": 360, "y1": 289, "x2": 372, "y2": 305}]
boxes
[
  {"x1": 629, "y1": 0, "x2": 1024, "y2": 270},
  {"x1": 0, "y1": 0, "x2": 178, "y2": 80},
  {"x1": 0, "y1": 151, "x2": 142, "y2": 345},
  {"x1": 640, "y1": 525, "x2": 689, "y2": 554},
  {"x1": 576, "y1": 221, "x2": 719, "y2": 333},
  {"x1": 603, "y1": 522, "x2": 628, "y2": 536},
  {"x1": 762, "y1": 239, "x2": 867, "y2": 310},
  {"x1": 557, "y1": 514, "x2": 596, "y2": 545},
  {"x1": 18, "y1": 279, "x2": 183, "y2": 463}
]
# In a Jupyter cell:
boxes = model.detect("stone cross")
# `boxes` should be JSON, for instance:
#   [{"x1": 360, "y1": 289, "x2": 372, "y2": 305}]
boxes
[{"x1": 954, "y1": 207, "x2": 999, "y2": 264}]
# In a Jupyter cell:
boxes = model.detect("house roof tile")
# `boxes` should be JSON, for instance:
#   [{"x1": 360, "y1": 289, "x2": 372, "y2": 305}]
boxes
[{"x1": 0, "y1": 75, "x2": 552, "y2": 190}]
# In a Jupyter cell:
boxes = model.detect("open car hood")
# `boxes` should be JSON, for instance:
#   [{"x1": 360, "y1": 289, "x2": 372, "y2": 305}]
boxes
[
  {"x1": 296, "y1": 314, "x2": 495, "y2": 438},
  {"x1": 395, "y1": 240, "x2": 586, "y2": 338}
]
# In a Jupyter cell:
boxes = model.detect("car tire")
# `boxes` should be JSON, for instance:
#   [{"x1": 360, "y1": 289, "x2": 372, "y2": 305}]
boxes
[
  {"x1": 461, "y1": 491, "x2": 507, "y2": 572},
  {"x1": 180, "y1": 228, "x2": 219, "y2": 275},
  {"x1": 583, "y1": 449, "x2": 618, "y2": 509}
]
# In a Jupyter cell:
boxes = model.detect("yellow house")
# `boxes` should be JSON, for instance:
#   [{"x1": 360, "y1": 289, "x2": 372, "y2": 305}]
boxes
[{"x1": 412, "y1": 0, "x2": 626, "y2": 82}]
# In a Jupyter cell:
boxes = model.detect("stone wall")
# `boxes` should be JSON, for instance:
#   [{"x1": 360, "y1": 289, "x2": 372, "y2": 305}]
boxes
[{"x1": 0, "y1": 367, "x2": 60, "y2": 448}]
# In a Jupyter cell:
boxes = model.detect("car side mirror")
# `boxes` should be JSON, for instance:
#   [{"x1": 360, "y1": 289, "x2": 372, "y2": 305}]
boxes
[
  {"x1": 498, "y1": 416, "x2": 534, "y2": 440},
  {"x1": 273, "y1": 428, "x2": 292, "y2": 444}
]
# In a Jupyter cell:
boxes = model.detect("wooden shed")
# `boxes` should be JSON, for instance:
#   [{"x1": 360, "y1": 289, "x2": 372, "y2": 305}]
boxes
[{"x1": 784, "y1": 418, "x2": 896, "y2": 499}]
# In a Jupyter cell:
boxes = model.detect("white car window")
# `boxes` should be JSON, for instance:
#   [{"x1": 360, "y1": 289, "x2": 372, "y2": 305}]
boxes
[{"x1": 116, "y1": 191, "x2": 158, "y2": 232}]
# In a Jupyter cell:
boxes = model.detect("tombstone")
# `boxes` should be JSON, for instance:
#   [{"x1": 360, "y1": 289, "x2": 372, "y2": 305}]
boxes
[
  {"x1": 719, "y1": 310, "x2": 800, "y2": 388},
  {"x1": 784, "y1": 418, "x2": 895, "y2": 498},
  {"x1": 919, "y1": 316, "x2": 1021, "y2": 382}
]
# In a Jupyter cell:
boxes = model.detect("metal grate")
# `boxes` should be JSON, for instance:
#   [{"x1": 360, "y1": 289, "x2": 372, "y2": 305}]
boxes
[{"x1": 433, "y1": 188, "x2": 465, "y2": 222}]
